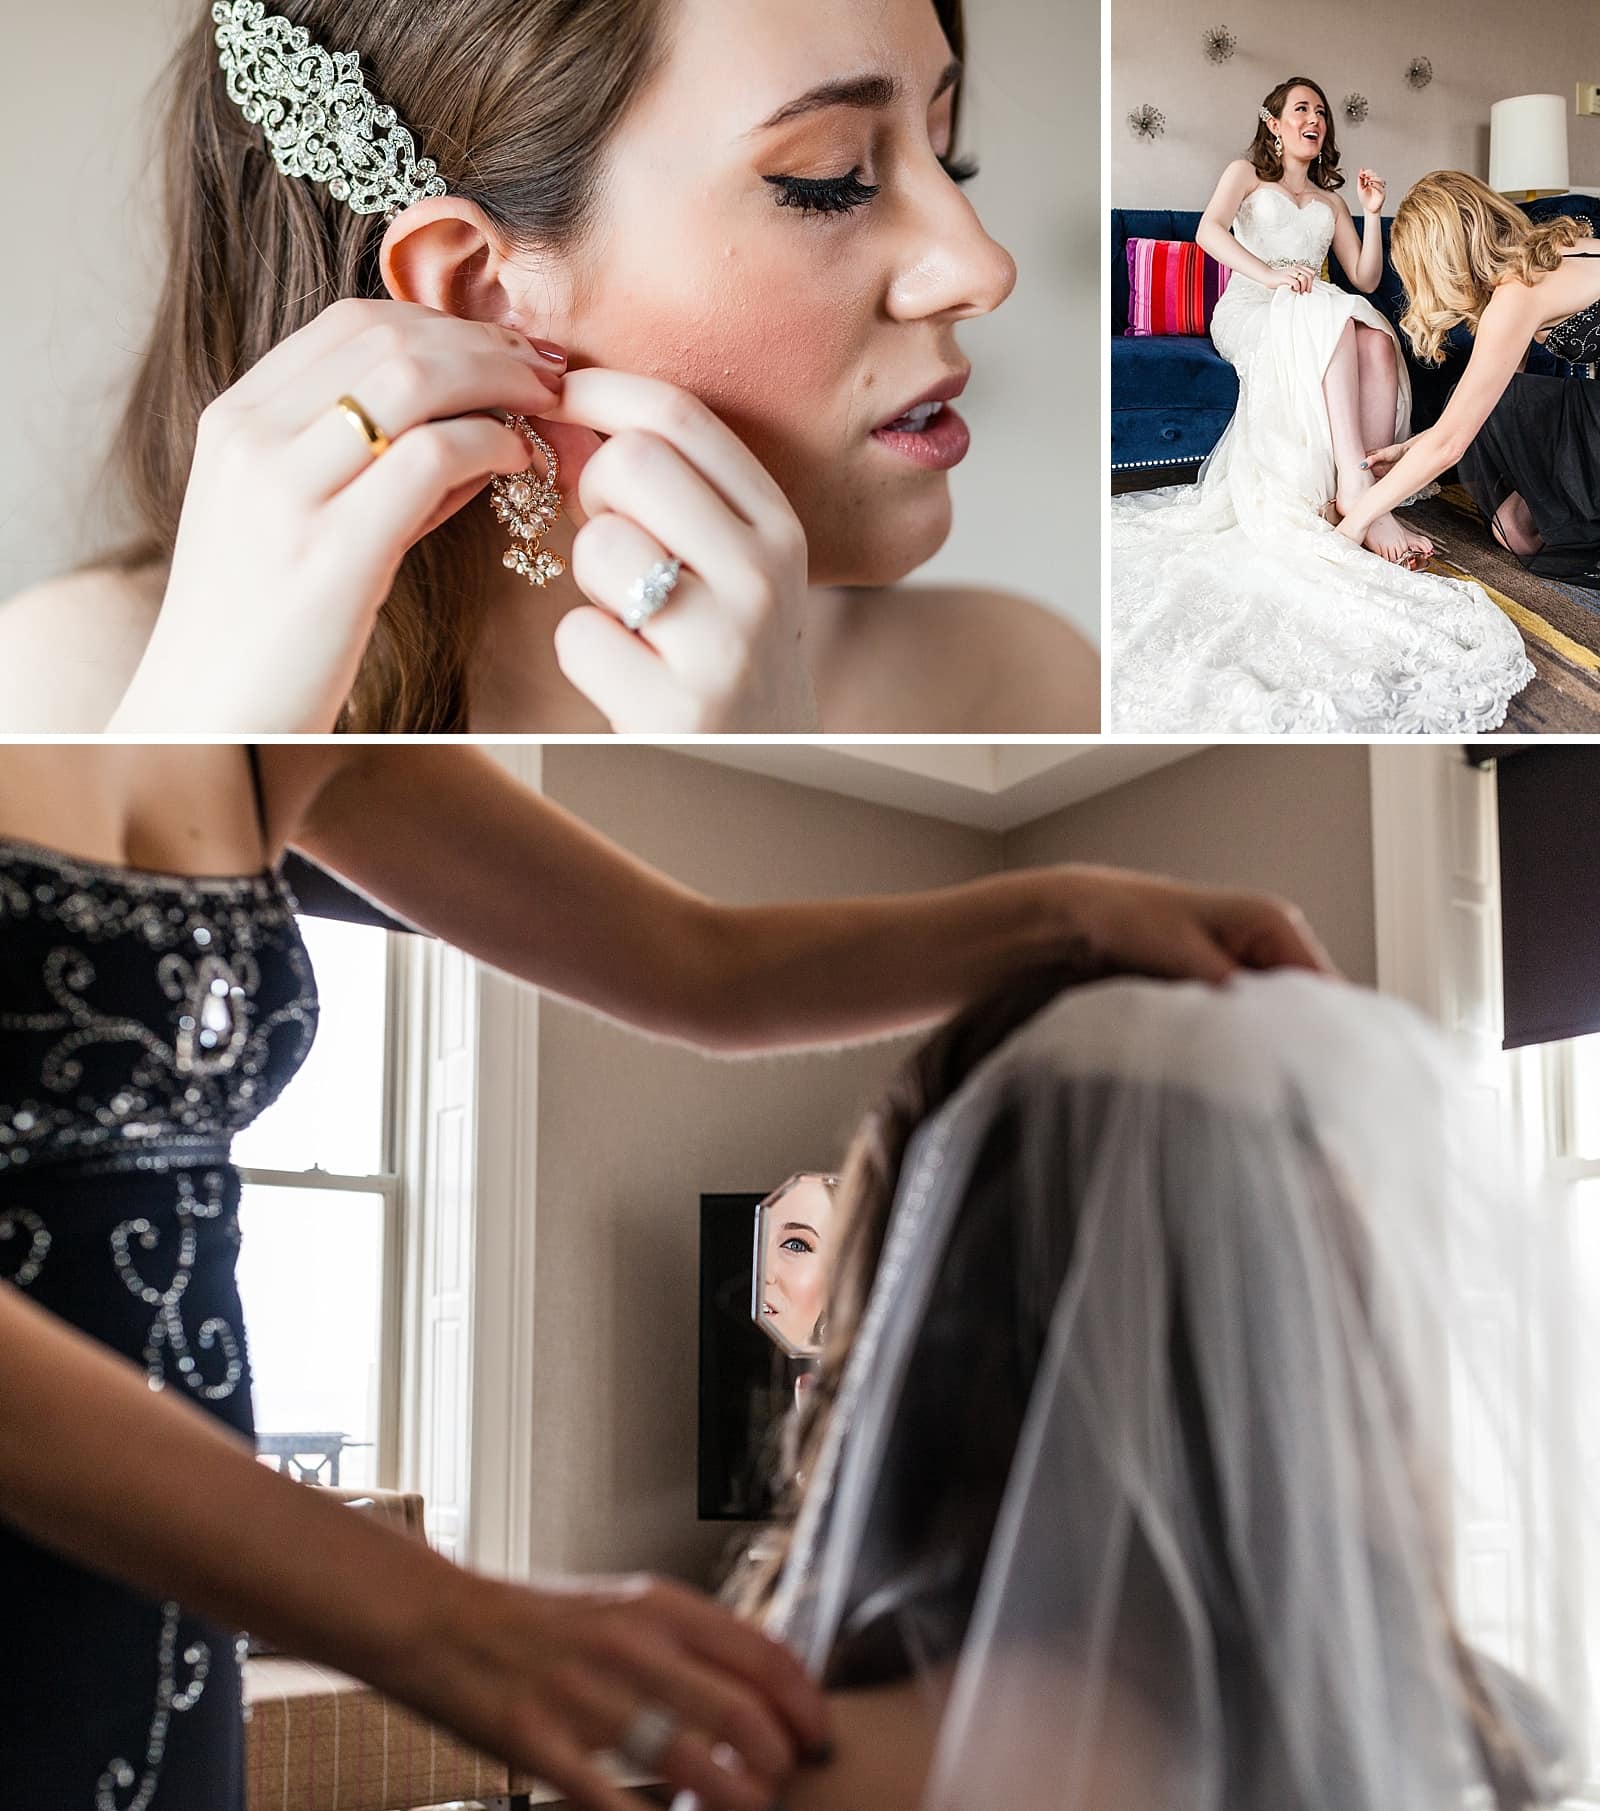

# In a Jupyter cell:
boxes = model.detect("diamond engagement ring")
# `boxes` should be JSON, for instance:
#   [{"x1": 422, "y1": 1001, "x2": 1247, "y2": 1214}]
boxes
[
  {"x1": 617, "y1": 1703, "x2": 680, "y2": 1773},
  {"x1": 623, "y1": 559, "x2": 685, "y2": 633}
]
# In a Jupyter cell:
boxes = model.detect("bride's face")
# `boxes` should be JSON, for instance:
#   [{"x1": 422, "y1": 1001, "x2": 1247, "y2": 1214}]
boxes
[{"x1": 555, "y1": 0, "x2": 1016, "y2": 587}]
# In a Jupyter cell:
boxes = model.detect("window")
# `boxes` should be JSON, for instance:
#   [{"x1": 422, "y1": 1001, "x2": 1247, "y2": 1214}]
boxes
[
  {"x1": 231, "y1": 916, "x2": 406, "y2": 1492},
  {"x1": 1505, "y1": 1035, "x2": 1600, "y2": 1799}
]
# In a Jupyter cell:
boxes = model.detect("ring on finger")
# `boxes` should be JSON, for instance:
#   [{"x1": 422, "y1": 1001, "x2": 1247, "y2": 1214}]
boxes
[
  {"x1": 335, "y1": 394, "x2": 392, "y2": 462},
  {"x1": 623, "y1": 558, "x2": 685, "y2": 634},
  {"x1": 618, "y1": 1702, "x2": 680, "y2": 1772}
]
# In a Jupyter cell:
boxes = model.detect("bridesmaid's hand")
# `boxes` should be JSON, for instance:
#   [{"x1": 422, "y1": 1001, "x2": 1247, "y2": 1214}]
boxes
[
  {"x1": 1357, "y1": 169, "x2": 1387, "y2": 215},
  {"x1": 1360, "y1": 437, "x2": 1413, "y2": 478},
  {"x1": 539, "y1": 371, "x2": 821, "y2": 734},
  {"x1": 406, "y1": 1566, "x2": 831, "y2": 1811},
  {"x1": 1062, "y1": 868, "x2": 1339, "y2": 984}
]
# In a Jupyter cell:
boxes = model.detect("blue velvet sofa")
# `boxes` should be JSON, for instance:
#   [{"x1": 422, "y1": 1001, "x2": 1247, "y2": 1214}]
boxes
[{"x1": 1111, "y1": 194, "x2": 1600, "y2": 476}]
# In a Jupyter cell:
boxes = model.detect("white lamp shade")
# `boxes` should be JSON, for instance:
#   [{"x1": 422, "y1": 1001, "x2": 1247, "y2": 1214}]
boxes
[{"x1": 1489, "y1": 93, "x2": 1570, "y2": 194}]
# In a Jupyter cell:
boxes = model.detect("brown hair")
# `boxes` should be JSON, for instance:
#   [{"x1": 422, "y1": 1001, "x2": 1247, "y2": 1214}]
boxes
[
  {"x1": 1393, "y1": 169, "x2": 1592, "y2": 365},
  {"x1": 98, "y1": 0, "x2": 968, "y2": 733},
  {"x1": 1247, "y1": 76, "x2": 1344, "y2": 192},
  {"x1": 729, "y1": 963, "x2": 1541, "y2": 1809}
]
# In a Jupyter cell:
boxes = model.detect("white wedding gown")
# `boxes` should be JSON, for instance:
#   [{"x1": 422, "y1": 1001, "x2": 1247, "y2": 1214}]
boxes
[{"x1": 1109, "y1": 185, "x2": 1535, "y2": 733}]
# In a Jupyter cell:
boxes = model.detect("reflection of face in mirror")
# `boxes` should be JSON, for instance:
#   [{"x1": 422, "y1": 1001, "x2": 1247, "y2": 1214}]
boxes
[{"x1": 756, "y1": 1173, "x2": 838, "y2": 1359}]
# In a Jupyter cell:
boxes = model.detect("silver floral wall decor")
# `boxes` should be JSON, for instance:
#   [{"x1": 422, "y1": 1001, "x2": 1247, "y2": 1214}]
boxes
[
  {"x1": 1404, "y1": 57, "x2": 1434, "y2": 91},
  {"x1": 1128, "y1": 103, "x2": 1167, "y2": 142},
  {"x1": 1202, "y1": 26, "x2": 1237, "y2": 64},
  {"x1": 1344, "y1": 93, "x2": 1370, "y2": 125}
]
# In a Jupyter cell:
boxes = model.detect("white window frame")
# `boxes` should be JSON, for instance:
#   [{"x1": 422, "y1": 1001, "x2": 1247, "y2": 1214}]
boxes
[
  {"x1": 238, "y1": 924, "x2": 413, "y2": 1491},
  {"x1": 1372, "y1": 746, "x2": 1597, "y2": 1801}
]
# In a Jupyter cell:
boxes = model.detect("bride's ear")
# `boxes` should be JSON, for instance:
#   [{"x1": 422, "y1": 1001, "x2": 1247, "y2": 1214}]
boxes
[{"x1": 380, "y1": 197, "x2": 572, "y2": 343}]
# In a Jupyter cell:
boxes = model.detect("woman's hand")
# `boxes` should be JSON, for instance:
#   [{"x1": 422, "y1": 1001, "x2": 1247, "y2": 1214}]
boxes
[
  {"x1": 1357, "y1": 168, "x2": 1388, "y2": 216},
  {"x1": 1062, "y1": 868, "x2": 1338, "y2": 984},
  {"x1": 399, "y1": 1566, "x2": 830, "y2": 1811},
  {"x1": 541, "y1": 371, "x2": 820, "y2": 733},
  {"x1": 109, "y1": 298, "x2": 561, "y2": 733},
  {"x1": 1361, "y1": 436, "x2": 1414, "y2": 478},
  {"x1": 1267, "y1": 263, "x2": 1317, "y2": 295}
]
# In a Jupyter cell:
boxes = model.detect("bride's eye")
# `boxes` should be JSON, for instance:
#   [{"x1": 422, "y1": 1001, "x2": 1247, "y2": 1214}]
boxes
[
  {"x1": 764, "y1": 169, "x2": 881, "y2": 217},
  {"x1": 941, "y1": 154, "x2": 980, "y2": 185}
]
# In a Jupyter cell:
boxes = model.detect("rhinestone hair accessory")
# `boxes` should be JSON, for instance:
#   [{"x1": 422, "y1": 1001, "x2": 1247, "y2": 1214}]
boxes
[
  {"x1": 212, "y1": 0, "x2": 448, "y2": 222},
  {"x1": 1259, "y1": 105, "x2": 1275, "y2": 126}
]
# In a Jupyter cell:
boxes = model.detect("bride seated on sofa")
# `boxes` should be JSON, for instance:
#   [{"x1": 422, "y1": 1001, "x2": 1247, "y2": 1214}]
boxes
[{"x1": 723, "y1": 963, "x2": 1574, "y2": 1811}]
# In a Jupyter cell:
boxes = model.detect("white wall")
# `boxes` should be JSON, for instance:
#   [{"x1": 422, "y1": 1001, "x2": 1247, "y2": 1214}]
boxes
[
  {"x1": 0, "y1": 0, "x2": 1097, "y2": 641},
  {"x1": 1112, "y1": 0, "x2": 1600, "y2": 209}
]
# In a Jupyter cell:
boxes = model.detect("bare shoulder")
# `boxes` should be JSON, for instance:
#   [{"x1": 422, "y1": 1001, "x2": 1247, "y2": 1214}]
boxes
[
  {"x1": 1221, "y1": 159, "x2": 1260, "y2": 196},
  {"x1": 815, "y1": 585, "x2": 1100, "y2": 733},
  {"x1": 0, "y1": 564, "x2": 164, "y2": 731}
]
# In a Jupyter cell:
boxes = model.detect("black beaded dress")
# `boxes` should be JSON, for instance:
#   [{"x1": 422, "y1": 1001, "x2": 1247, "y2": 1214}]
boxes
[
  {"x1": 0, "y1": 756, "x2": 318, "y2": 1809},
  {"x1": 1459, "y1": 247, "x2": 1600, "y2": 586}
]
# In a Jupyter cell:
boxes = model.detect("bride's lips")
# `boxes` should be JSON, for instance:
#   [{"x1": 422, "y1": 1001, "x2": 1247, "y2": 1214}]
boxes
[{"x1": 870, "y1": 370, "x2": 972, "y2": 472}]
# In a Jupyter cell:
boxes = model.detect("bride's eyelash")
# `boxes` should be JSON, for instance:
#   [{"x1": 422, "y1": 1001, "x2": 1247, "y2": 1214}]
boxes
[
  {"x1": 764, "y1": 155, "x2": 981, "y2": 219},
  {"x1": 765, "y1": 169, "x2": 881, "y2": 216}
]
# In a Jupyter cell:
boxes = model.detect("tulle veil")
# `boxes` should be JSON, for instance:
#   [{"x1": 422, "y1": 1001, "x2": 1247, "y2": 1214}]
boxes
[{"x1": 764, "y1": 971, "x2": 1589, "y2": 1809}]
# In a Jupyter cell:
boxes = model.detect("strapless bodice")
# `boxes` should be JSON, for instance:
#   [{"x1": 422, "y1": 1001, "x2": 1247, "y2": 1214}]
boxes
[
  {"x1": 0, "y1": 840, "x2": 316, "y2": 1181},
  {"x1": 1232, "y1": 186, "x2": 1336, "y2": 273}
]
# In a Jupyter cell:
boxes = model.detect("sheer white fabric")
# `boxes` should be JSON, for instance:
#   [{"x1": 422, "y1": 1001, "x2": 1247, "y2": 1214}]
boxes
[
  {"x1": 769, "y1": 973, "x2": 1583, "y2": 1810},
  {"x1": 1109, "y1": 188, "x2": 1535, "y2": 734}
]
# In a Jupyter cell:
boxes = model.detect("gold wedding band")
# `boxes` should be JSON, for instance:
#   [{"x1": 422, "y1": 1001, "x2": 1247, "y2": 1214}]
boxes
[{"x1": 335, "y1": 394, "x2": 392, "y2": 461}]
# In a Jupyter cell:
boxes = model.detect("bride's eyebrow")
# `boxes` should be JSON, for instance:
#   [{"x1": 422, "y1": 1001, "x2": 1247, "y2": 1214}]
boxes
[{"x1": 748, "y1": 60, "x2": 963, "y2": 134}]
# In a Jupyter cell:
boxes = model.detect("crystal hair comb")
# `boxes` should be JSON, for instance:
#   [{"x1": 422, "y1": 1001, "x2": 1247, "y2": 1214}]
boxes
[
  {"x1": 212, "y1": 0, "x2": 448, "y2": 222},
  {"x1": 1259, "y1": 106, "x2": 1275, "y2": 126}
]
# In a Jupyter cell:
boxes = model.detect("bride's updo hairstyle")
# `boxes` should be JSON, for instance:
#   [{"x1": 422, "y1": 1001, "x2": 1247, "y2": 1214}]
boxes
[
  {"x1": 1394, "y1": 170, "x2": 1591, "y2": 365},
  {"x1": 1247, "y1": 76, "x2": 1344, "y2": 192},
  {"x1": 102, "y1": 0, "x2": 968, "y2": 732},
  {"x1": 727, "y1": 961, "x2": 1541, "y2": 1811}
]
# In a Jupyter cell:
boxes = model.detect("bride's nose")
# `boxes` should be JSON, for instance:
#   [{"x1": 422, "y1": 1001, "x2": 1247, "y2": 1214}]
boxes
[{"x1": 888, "y1": 170, "x2": 1018, "y2": 324}]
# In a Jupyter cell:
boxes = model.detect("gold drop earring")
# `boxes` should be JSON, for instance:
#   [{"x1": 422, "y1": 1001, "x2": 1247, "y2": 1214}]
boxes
[{"x1": 492, "y1": 416, "x2": 568, "y2": 587}]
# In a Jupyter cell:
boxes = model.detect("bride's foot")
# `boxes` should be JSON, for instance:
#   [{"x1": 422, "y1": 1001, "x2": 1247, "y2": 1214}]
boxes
[
  {"x1": 1319, "y1": 498, "x2": 1344, "y2": 527},
  {"x1": 1362, "y1": 512, "x2": 1414, "y2": 565},
  {"x1": 1402, "y1": 526, "x2": 1434, "y2": 568}
]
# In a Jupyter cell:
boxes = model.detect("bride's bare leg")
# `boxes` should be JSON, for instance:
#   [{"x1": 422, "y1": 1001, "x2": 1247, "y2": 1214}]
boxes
[
  {"x1": 1355, "y1": 325, "x2": 1399, "y2": 456},
  {"x1": 1325, "y1": 322, "x2": 1410, "y2": 562},
  {"x1": 1357, "y1": 326, "x2": 1434, "y2": 563}
]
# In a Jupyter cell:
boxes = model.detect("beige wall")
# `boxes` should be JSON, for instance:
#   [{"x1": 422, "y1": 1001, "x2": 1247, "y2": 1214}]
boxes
[
  {"x1": 0, "y1": 0, "x2": 1097, "y2": 641},
  {"x1": 510, "y1": 745, "x2": 1378, "y2": 1586},
  {"x1": 1003, "y1": 746, "x2": 1378, "y2": 987},
  {"x1": 1112, "y1": 0, "x2": 1600, "y2": 209},
  {"x1": 528, "y1": 748, "x2": 997, "y2": 1581}
]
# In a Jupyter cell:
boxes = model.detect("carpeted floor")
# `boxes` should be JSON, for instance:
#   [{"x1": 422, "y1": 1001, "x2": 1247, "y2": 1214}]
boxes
[{"x1": 1111, "y1": 468, "x2": 1600, "y2": 732}]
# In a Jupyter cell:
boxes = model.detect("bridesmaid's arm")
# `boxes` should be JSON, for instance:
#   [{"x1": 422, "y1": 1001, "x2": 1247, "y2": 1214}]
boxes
[
  {"x1": 275, "y1": 748, "x2": 1334, "y2": 1056},
  {"x1": 0, "y1": 1281, "x2": 827, "y2": 1811},
  {"x1": 1336, "y1": 283, "x2": 1544, "y2": 546}
]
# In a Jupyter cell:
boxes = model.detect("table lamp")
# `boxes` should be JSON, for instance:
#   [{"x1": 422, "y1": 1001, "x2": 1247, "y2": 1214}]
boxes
[{"x1": 1489, "y1": 93, "x2": 1571, "y2": 200}]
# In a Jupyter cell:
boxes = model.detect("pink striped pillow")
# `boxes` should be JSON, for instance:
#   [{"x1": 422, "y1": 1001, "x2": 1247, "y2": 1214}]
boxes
[{"x1": 1124, "y1": 238, "x2": 1232, "y2": 336}]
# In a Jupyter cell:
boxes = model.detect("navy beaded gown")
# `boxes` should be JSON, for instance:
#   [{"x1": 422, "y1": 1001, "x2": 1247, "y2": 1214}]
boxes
[
  {"x1": 1459, "y1": 248, "x2": 1600, "y2": 587},
  {"x1": 0, "y1": 808, "x2": 318, "y2": 1808}
]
